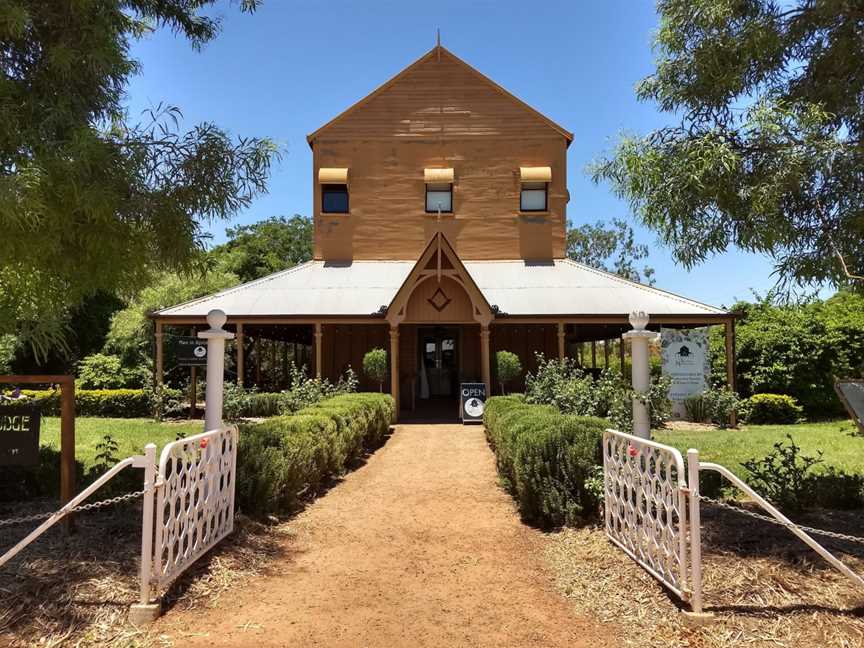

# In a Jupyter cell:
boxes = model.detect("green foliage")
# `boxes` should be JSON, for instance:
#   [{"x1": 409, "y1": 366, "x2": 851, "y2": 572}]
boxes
[
  {"x1": 593, "y1": 0, "x2": 864, "y2": 292},
  {"x1": 484, "y1": 395, "x2": 607, "y2": 527},
  {"x1": 0, "y1": 334, "x2": 16, "y2": 373},
  {"x1": 686, "y1": 387, "x2": 741, "y2": 427},
  {"x1": 711, "y1": 292, "x2": 864, "y2": 416},
  {"x1": 104, "y1": 268, "x2": 239, "y2": 367},
  {"x1": 0, "y1": 1, "x2": 276, "y2": 356},
  {"x1": 524, "y1": 354, "x2": 671, "y2": 430},
  {"x1": 77, "y1": 353, "x2": 146, "y2": 389},
  {"x1": 741, "y1": 435, "x2": 823, "y2": 512},
  {"x1": 566, "y1": 218, "x2": 655, "y2": 284},
  {"x1": 741, "y1": 393, "x2": 804, "y2": 425},
  {"x1": 17, "y1": 388, "x2": 179, "y2": 418},
  {"x1": 495, "y1": 350, "x2": 522, "y2": 395},
  {"x1": 362, "y1": 348, "x2": 388, "y2": 392},
  {"x1": 236, "y1": 393, "x2": 395, "y2": 517},
  {"x1": 212, "y1": 215, "x2": 313, "y2": 283}
]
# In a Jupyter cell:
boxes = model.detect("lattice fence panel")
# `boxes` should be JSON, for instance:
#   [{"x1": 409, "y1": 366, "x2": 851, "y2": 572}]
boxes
[
  {"x1": 154, "y1": 426, "x2": 237, "y2": 589},
  {"x1": 603, "y1": 429, "x2": 689, "y2": 598}
]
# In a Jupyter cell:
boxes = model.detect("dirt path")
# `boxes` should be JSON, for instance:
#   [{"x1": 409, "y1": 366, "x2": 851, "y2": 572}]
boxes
[{"x1": 155, "y1": 424, "x2": 616, "y2": 647}]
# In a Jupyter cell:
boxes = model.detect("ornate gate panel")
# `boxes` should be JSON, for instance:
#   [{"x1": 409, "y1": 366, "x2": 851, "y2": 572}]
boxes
[
  {"x1": 603, "y1": 429, "x2": 689, "y2": 599},
  {"x1": 153, "y1": 426, "x2": 238, "y2": 589}
]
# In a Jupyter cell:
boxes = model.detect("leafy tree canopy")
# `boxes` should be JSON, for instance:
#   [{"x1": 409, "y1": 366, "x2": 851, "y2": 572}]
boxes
[
  {"x1": 0, "y1": 0, "x2": 276, "y2": 357},
  {"x1": 212, "y1": 214, "x2": 313, "y2": 283},
  {"x1": 594, "y1": 0, "x2": 864, "y2": 293},
  {"x1": 566, "y1": 218, "x2": 655, "y2": 284}
]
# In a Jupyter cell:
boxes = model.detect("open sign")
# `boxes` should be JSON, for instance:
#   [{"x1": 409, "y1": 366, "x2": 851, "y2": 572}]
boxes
[{"x1": 460, "y1": 382, "x2": 487, "y2": 424}]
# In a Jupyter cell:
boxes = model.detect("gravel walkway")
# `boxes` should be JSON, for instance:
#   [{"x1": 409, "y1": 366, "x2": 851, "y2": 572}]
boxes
[{"x1": 155, "y1": 424, "x2": 615, "y2": 647}]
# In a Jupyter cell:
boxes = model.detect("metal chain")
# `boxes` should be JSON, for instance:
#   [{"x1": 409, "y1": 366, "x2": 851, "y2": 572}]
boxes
[
  {"x1": 0, "y1": 489, "x2": 147, "y2": 528},
  {"x1": 698, "y1": 493, "x2": 864, "y2": 545}
]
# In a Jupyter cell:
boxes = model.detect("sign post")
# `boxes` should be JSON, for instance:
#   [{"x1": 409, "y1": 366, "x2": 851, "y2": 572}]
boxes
[
  {"x1": 459, "y1": 382, "x2": 487, "y2": 424},
  {"x1": 198, "y1": 310, "x2": 234, "y2": 432}
]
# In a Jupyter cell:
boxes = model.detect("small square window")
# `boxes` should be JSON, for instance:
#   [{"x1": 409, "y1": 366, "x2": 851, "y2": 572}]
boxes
[
  {"x1": 322, "y1": 184, "x2": 349, "y2": 213},
  {"x1": 520, "y1": 182, "x2": 547, "y2": 212},
  {"x1": 426, "y1": 183, "x2": 453, "y2": 213}
]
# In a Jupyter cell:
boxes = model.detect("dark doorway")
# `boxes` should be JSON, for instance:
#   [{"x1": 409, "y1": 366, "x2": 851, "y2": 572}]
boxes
[{"x1": 417, "y1": 326, "x2": 459, "y2": 403}]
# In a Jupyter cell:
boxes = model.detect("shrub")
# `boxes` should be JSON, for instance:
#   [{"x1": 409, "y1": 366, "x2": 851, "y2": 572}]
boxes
[
  {"x1": 279, "y1": 363, "x2": 358, "y2": 414},
  {"x1": 77, "y1": 353, "x2": 146, "y2": 389},
  {"x1": 495, "y1": 350, "x2": 522, "y2": 395},
  {"x1": 741, "y1": 393, "x2": 804, "y2": 424},
  {"x1": 700, "y1": 387, "x2": 742, "y2": 427},
  {"x1": 524, "y1": 354, "x2": 671, "y2": 431},
  {"x1": 362, "y1": 348, "x2": 388, "y2": 392},
  {"x1": 236, "y1": 393, "x2": 395, "y2": 516},
  {"x1": 741, "y1": 434, "x2": 822, "y2": 512},
  {"x1": 484, "y1": 395, "x2": 607, "y2": 527},
  {"x1": 684, "y1": 393, "x2": 707, "y2": 422},
  {"x1": 10, "y1": 387, "x2": 183, "y2": 418}
]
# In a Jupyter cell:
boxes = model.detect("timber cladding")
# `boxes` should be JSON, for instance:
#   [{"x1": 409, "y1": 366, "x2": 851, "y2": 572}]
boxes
[{"x1": 311, "y1": 48, "x2": 569, "y2": 262}]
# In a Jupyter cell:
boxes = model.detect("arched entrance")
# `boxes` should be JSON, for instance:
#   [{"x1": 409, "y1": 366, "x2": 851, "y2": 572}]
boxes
[{"x1": 386, "y1": 232, "x2": 493, "y2": 419}]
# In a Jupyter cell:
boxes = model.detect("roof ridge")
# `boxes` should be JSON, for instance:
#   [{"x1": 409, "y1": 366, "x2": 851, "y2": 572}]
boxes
[{"x1": 559, "y1": 258, "x2": 725, "y2": 314}]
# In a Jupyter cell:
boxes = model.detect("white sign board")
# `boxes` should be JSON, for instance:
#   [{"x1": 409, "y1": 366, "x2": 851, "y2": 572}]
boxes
[{"x1": 661, "y1": 328, "x2": 711, "y2": 418}]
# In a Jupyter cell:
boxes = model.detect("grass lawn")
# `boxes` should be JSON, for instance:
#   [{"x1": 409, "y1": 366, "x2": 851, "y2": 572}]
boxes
[
  {"x1": 39, "y1": 417, "x2": 202, "y2": 470},
  {"x1": 655, "y1": 419, "x2": 864, "y2": 479}
]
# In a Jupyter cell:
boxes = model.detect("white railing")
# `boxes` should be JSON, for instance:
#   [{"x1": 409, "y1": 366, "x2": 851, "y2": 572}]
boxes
[
  {"x1": 150, "y1": 426, "x2": 238, "y2": 593},
  {"x1": 603, "y1": 429, "x2": 689, "y2": 601}
]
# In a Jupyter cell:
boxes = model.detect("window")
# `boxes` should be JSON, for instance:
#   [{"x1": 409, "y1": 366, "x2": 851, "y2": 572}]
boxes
[
  {"x1": 520, "y1": 181, "x2": 547, "y2": 212},
  {"x1": 425, "y1": 183, "x2": 453, "y2": 213},
  {"x1": 322, "y1": 184, "x2": 349, "y2": 213}
]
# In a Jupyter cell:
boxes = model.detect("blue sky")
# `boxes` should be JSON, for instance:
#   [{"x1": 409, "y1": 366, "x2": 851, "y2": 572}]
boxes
[{"x1": 125, "y1": 0, "x2": 786, "y2": 309}]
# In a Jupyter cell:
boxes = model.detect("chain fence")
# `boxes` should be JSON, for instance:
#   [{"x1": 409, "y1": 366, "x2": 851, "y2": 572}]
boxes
[
  {"x1": 698, "y1": 493, "x2": 864, "y2": 546},
  {"x1": 0, "y1": 489, "x2": 149, "y2": 528}
]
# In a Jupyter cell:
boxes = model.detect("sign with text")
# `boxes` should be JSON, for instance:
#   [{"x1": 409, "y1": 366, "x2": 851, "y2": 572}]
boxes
[
  {"x1": 0, "y1": 404, "x2": 41, "y2": 466},
  {"x1": 460, "y1": 382, "x2": 487, "y2": 424},
  {"x1": 175, "y1": 336, "x2": 208, "y2": 367},
  {"x1": 661, "y1": 328, "x2": 711, "y2": 418}
]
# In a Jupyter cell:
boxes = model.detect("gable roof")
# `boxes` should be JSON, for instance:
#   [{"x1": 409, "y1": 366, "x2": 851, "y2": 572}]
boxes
[{"x1": 307, "y1": 46, "x2": 573, "y2": 147}]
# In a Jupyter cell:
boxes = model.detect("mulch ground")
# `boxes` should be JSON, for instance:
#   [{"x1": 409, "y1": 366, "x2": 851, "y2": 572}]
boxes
[{"x1": 545, "y1": 504, "x2": 864, "y2": 648}]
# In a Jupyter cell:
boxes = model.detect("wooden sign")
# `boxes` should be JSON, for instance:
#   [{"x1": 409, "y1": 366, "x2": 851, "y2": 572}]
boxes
[
  {"x1": 175, "y1": 336, "x2": 208, "y2": 367},
  {"x1": 0, "y1": 404, "x2": 41, "y2": 466},
  {"x1": 460, "y1": 382, "x2": 487, "y2": 424},
  {"x1": 835, "y1": 381, "x2": 864, "y2": 435}
]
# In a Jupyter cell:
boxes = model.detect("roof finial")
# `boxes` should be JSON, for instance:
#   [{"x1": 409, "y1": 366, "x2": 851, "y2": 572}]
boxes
[{"x1": 436, "y1": 28, "x2": 441, "y2": 48}]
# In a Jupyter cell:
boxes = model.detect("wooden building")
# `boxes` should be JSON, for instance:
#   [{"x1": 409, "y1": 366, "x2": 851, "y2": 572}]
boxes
[{"x1": 152, "y1": 46, "x2": 735, "y2": 419}]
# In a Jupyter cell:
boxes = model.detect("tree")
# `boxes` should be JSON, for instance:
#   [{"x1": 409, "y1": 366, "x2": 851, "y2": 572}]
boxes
[
  {"x1": 362, "y1": 348, "x2": 388, "y2": 392},
  {"x1": 593, "y1": 0, "x2": 864, "y2": 294},
  {"x1": 213, "y1": 215, "x2": 313, "y2": 282},
  {"x1": 495, "y1": 350, "x2": 523, "y2": 395},
  {"x1": 104, "y1": 268, "x2": 239, "y2": 368},
  {"x1": 566, "y1": 218, "x2": 655, "y2": 284},
  {"x1": 0, "y1": 1, "x2": 276, "y2": 358}
]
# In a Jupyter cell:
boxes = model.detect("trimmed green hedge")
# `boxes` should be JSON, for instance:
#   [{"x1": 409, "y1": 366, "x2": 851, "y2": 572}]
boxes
[
  {"x1": 17, "y1": 388, "x2": 181, "y2": 418},
  {"x1": 236, "y1": 392, "x2": 395, "y2": 516},
  {"x1": 484, "y1": 395, "x2": 607, "y2": 528}
]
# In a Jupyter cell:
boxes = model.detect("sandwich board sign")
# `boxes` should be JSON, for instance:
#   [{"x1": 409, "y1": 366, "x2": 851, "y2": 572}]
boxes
[
  {"x1": 176, "y1": 336, "x2": 208, "y2": 367},
  {"x1": 835, "y1": 381, "x2": 864, "y2": 435},
  {"x1": 460, "y1": 383, "x2": 487, "y2": 424},
  {"x1": 0, "y1": 403, "x2": 41, "y2": 466}
]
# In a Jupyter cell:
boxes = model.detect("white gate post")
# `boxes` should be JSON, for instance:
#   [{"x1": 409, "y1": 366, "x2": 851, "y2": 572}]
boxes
[
  {"x1": 129, "y1": 443, "x2": 160, "y2": 624},
  {"x1": 198, "y1": 309, "x2": 235, "y2": 432},
  {"x1": 683, "y1": 448, "x2": 713, "y2": 624},
  {"x1": 623, "y1": 310, "x2": 658, "y2": 439}
]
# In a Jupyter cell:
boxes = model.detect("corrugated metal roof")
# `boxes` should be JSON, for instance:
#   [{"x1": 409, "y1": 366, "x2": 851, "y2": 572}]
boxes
[{"x1": 155, "y1": 259, "x2": 725, "y2": 318}]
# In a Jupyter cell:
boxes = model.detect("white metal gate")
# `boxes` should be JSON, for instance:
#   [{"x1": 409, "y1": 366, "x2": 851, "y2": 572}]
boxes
[
  {"x1": 603, "y1": 429, "x2": 690, "y2": 600},
  {"x1": 151, "y1": 426, "x2": 238, "y2": 591}
]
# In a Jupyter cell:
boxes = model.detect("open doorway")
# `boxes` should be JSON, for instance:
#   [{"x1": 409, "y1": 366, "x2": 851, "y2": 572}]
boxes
[{"x1": 415, "y1": 326, "x2": 459, "y2": 418}]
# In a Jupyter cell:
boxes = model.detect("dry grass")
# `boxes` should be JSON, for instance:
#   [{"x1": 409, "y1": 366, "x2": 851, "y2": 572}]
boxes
[
  {"x1": 545, "y1": 505, "x2": 864, "y2": 648},
  {"x1": 0, "y1": 499, "x2": 287, "y2": 648}
]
